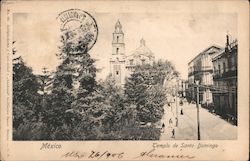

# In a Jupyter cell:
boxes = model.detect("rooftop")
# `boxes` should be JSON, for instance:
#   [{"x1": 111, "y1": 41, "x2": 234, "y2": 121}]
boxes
[{"x1": 188, "y1": 45, "x2": 223, "y2": 65}]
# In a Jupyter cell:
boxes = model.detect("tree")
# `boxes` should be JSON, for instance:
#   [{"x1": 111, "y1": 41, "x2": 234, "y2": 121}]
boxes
[
  {"x1": 13, "y1": 55, "x2": 43, "y2": 139},
  {"x1": 37, "y1": 67, "x2": 53, "y2": 95},
  {"x1": 97, "y1": 74, "x2": 145, "y2": 140},
  {"x1": 124, "y1": 60, "x2": 179, "y2": 124},
  {"x1": 42, "y1": 24, "x2": 102, "y2": 140},
  {"x1": 99, "y1": 75, "x2": 127, "y2": 131},
  {"x1": 153, "y1": 60, "x2": 179, "y2": 84}
]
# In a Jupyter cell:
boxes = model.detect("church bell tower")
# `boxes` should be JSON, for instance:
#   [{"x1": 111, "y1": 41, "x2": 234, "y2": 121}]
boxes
[
  {"x1": 112, "y1": 20, "x2": 125, "y2": 55},
  {"x1": 110, "y1": 20, "x2": 126, "y2": 85}
]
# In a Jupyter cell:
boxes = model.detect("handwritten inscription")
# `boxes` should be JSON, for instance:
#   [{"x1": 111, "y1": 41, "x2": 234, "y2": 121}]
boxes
[
  {"x1": 135, "y1": 149, "x2": 195, "y2": 159},
  {"x1": 62, "y1": 150, "x2": 124, "y2": 159},
  {"x1": 61, "y1": 149, "x2": 194, "y2": 160},
  {"x1": 56, "y1": 142, "x2": 220, "y2": 160}
]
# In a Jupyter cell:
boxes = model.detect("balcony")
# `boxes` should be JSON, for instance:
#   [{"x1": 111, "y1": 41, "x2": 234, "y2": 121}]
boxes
[
  {"x1": 213, "y1": 69, "x2": 237, "y2": 80},
  {"x1": 188, "y1": 70, "x2": 199, "y2": 77}
]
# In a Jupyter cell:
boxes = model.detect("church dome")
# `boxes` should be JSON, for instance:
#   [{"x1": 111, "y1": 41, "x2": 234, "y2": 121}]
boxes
[{"x1": 132, "y1": 39, "x2": 154, "y2": 57}]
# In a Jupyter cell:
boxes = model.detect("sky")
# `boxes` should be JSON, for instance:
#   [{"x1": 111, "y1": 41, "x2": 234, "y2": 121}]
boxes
[{"x1": 13, "y1": 12, "x2": 237, "y2": 80}]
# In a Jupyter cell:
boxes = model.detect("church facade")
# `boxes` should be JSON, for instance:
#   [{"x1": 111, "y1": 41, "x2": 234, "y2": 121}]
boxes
[{"x1": 110, "y1": 20, "x2": 155, "y2": 85}]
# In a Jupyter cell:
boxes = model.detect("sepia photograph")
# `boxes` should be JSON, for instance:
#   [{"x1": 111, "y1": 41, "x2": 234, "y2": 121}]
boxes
[
  {"x1": 12, "y1": 9, "x2": 238, "y2": 141},
  {"x1": 1, "y1": 0, "x2": 249, "y2": 161}
]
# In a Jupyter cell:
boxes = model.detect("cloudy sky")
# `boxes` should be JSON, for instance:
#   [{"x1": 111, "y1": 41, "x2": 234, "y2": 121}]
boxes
[{"x1": 13, "y1": 11, "x2": 237, "y2": 80}]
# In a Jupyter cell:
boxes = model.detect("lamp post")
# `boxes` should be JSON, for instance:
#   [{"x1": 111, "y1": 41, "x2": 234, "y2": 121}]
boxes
[{"x1": 195, "y1": 80, "x2": 201, "y2": 140}]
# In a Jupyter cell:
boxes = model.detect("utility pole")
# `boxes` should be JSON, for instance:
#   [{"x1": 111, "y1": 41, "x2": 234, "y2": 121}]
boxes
[
  {"x1": 195, "y1": 80, "x2": 201, "y2": 140},
  {"x1": 175, "y1": 91, "x2": 178, "y2": 127},
  {"x1": 175, "y1": 79, "x2": 179, "y2": 127}
]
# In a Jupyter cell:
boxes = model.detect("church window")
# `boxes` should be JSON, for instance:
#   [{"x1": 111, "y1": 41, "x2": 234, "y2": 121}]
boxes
[
  {"x1": 129, "y1": 59, "x2": 134, "y2": 65},
  {"x1": 116, "y1": 48, "x2": 119, "y2": 54},
  {"x1": 117, "y1": 36, "x2": 119, "y2": 42}
]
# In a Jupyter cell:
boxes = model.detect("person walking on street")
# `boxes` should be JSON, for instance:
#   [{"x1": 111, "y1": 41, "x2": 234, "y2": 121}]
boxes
[
  {"x1": 162, "y1": 122, "x2": 165, "y2": 129},
  {"x1": 180, "y1": 108, "x2": 183, "y2": 115},
  {"x1": 161, "y1": 122, "x2": 165, "y2": 133}
]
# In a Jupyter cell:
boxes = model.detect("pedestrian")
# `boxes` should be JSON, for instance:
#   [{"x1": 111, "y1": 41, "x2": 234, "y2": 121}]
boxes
[
  {"x1": 180, "y1": 108, "x2": 183, "y2": 115},
  {"x1": 162, "y1": 123, "x2": 165, "y2": 128},
  {"x1": 172, "y1": 128, "x2": 175, "y2": 138},
  {"x1": 161, "y1": 123, "x2": 165, "y2": 133},
  {"x1": 169, "y1": 118, "x2": 172, "y2": 126}
]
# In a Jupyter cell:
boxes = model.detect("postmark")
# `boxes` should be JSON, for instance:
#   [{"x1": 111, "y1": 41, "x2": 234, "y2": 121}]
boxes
[{"x1": 57, "y1": 9, "x2": 98, "y2": 53}]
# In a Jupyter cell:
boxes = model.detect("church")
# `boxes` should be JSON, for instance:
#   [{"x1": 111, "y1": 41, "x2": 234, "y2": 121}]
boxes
[{"x1": 109, "y1": 20, "x2": 155, "y2": 85}]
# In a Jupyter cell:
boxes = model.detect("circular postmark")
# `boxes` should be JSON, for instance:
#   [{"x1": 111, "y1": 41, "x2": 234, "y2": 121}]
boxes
[{"x1": 57, "y1": 9, "x2": 98, "y2": 53}]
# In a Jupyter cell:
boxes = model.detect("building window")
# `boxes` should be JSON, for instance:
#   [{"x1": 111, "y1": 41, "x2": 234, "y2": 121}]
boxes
[
  {"x1": 129, "y1": 59, "x2": 134, "y2": 65},
  {"x1": 231, "y1": 57, "x2": 235, "y2": 70},
  {"x1": 116, "y1": 48, "x2": 119, "y2": 54},
  {"x1": 117, "y1": 36, "x2": 119, "y2": 42},
  {"x1": 223, "y1": 62, "x2": 226, "y2": 73},
  {"x1": 218, "y1": 65, "x2": 221, "y2": 74},
  {"x1": 116, "y1": 71, "x2": 119, "y2": 75},
  {"x1": 114, "y1": 65, "x2": 120, "y2": 70}
]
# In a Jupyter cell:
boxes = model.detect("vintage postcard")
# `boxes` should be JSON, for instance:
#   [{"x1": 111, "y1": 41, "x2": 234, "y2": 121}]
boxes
[{"x1": 1, "y1": 0, "x2": 249, "y2": 160}]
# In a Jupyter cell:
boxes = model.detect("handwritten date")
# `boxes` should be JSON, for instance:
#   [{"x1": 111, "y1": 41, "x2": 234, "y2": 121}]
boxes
[{"x1": 62, "y1": 150, "x2": 124, "y2": 159}]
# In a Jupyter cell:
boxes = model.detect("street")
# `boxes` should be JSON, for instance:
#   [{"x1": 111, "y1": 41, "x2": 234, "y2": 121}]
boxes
[{"x1": 160, "y1": 99, "x2": 237, "y2": 140}]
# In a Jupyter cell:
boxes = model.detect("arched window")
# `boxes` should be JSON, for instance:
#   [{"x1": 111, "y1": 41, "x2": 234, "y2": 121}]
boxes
[{"x1": 117, "y1": 36, "x2": 119, "y2": 42}]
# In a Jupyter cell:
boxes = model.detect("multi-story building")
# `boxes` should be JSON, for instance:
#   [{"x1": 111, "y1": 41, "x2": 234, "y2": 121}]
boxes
[
  {"x1": 178, "y1": 79, "x2": 188, "y2": 98},
  {"x1": 187, "y1": 45, "x2": 223, "y2": 104},
  {"x1": 212, "y1": 35, "x2": 237, "y2": 124},
  {"x1": 110, "y1": 20, "x2": 155, "y2": 85}
]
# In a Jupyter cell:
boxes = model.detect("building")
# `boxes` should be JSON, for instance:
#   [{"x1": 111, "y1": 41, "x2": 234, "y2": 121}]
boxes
[
  {"x1": 125, "y1": 38, "x2": 155, "y2": 74},
  {"x1": 110, "y1": 20, "x2": 155, "y2": 85},
  {"x1": 187, "y1": 45, "x2": 223, "y2": 105},
  {"x1": 178, "y1": 79, "x2": 188, "y2": 98},
  {"x1": 212, "y1": 35, "x2": 237, "y2": 124},
  {"x1": 109, "y1": 20, "x2": 126, "y2": 85}
]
